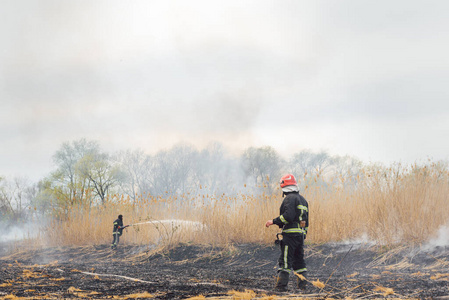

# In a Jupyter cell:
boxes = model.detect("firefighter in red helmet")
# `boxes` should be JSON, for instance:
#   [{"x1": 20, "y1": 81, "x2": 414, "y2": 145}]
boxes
[{"x1": 266, "y1": 174, "x2": 309, "y2": 292}]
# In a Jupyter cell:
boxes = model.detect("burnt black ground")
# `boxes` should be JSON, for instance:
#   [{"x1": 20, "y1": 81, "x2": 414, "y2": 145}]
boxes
[{"x1": 1, "y1": 241, "x2": 449, "y2": 299}]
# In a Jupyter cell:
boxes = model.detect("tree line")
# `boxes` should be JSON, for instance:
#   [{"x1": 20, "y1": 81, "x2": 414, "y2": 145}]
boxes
[{"x1": 0, "y1": 138, "x2": 362, "y2": 221}]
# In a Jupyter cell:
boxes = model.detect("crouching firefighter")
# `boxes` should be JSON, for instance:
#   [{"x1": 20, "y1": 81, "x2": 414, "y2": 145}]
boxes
[
  {"x1": 111, "y1": 214, "x2": 128, "y2": 249},
  {"x1": 265, "y1": 174, "x2": 309, "y2": 292}
]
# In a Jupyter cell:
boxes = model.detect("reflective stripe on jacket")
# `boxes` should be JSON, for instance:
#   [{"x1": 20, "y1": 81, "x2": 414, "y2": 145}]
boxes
[
  {"x1": 113, "y1": 218, "x2": 124, "y2": 235},
  {"x1": 273, "y1": 191, "x2": 309, "y2": 235}
]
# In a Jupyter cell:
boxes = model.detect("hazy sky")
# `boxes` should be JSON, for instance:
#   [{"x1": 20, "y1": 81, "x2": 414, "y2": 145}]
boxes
[{"x1": 1, "y1": 0, "x2": 448, "y2": 182}]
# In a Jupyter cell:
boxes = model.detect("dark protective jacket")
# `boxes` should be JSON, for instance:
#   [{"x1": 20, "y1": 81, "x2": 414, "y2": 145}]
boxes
[
  {"x1": 273, "y1": 191, "x2": 309, "y2": 236},
  {"x1": 113, "y1": 218, "x2": 124, "y2": 235}
]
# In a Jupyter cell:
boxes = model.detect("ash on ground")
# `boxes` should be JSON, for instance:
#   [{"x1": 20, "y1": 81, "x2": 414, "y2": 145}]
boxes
[{"x1": 1, "y1": 241, "x2": 449, "y2": 299}]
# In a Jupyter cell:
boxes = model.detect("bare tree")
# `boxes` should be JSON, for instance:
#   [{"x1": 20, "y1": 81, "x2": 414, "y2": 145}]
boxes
[
  {"x1": 51, "y1": 139, "x2": 99, "y2": 206},
  {"x1": 115, "y1": 149, "x2": 153, "y2": 201},
  {"x1": 0, "y1": 176, "x2": 14, "y2": 217},
  {"x1": 0, "y1": 176, "x2": 34, "y2": 221},
  {"x1": 192, "y1": 142, "x2": 243, "y2": 195},
  {"x1": 76, "y1": 151, "x2": 124, "y2": 205},
  {"x1": 149, "y1": 143, "x2": 199, "y2": 196},
  {"x1": 289, "y1": 150, "x2": 334, "y2": 180},
  {"x1": 332, "y1": 154, "x2": 363, "y2": 188},
  {"x1": 241, "y1": 146, "x2": 284, "y2": 191}
]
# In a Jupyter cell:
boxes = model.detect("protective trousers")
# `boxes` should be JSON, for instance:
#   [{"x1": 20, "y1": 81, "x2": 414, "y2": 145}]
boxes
[
  {"x1": 111, "y1": 232, "x2": 121, "y2": 249},
  {"x1": 276, "y1": 233, "x2": 307, "y2": 290}
]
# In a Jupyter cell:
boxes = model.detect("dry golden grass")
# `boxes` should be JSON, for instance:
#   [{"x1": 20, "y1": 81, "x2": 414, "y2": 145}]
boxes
[
  {"x1": 36, "y1": 162, "x2": 449, "y2": 249},
  {"x1": 307, "y1": 162, "x2": 449, "y2": 246}
]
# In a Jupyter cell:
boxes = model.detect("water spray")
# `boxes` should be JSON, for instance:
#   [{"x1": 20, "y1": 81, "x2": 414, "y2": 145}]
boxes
[
  {"x1": 122, "y1": 219, "x2": 205, "y2": 230},
  {"x1": 127, "y1": 221, "x2": 154, "y2": 227},
  {"x1": 118, "y1": 221, "x2": 153, "y2": 230}
]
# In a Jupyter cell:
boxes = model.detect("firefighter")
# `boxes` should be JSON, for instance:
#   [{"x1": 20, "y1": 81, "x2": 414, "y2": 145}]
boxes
[
  {"x1": 265, "y1": 174, "x2": 309, "y2": 292},
  {"x1": 111, "y1": 214, "x2": 125, "y2": 250}
]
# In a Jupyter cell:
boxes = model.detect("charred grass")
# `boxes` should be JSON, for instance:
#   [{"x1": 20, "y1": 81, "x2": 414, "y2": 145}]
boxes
[{"x1": 2, "y1": 241, "x2": 449, "y2": 299}]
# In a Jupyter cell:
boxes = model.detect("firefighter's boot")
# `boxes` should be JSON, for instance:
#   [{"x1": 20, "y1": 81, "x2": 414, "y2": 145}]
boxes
[
  {"x1": 296, "y1": 272, "x2": 307, "y2": 290},
  {"x1": 274, "y1": 271, "x2": 289, "y2": 292}
]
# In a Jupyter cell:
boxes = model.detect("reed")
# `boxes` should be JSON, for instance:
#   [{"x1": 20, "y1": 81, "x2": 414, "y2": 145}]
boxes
[{"x1": 40, "y1": 162, "x2": 449, "y2": 249}]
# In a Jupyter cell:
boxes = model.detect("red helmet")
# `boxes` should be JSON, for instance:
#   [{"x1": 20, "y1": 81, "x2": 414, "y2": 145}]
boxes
[{"x1": 280, "y1": 174, "x2": 297, "y2": 188}]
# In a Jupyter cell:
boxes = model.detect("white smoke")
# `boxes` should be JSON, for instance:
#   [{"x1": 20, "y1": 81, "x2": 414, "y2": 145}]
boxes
[
  {"x1": 335, "y1": 233, "x2": 377, "y2": 252},
  {"x1": 1, "y1": 222, "x2": 39, "y2": 242},
  {"x1": 422, "y1": 225, "x2": 449, "y2": 251},
  {"x1": 342, "y1": 233, "x2": 375, "y2": 245}
]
